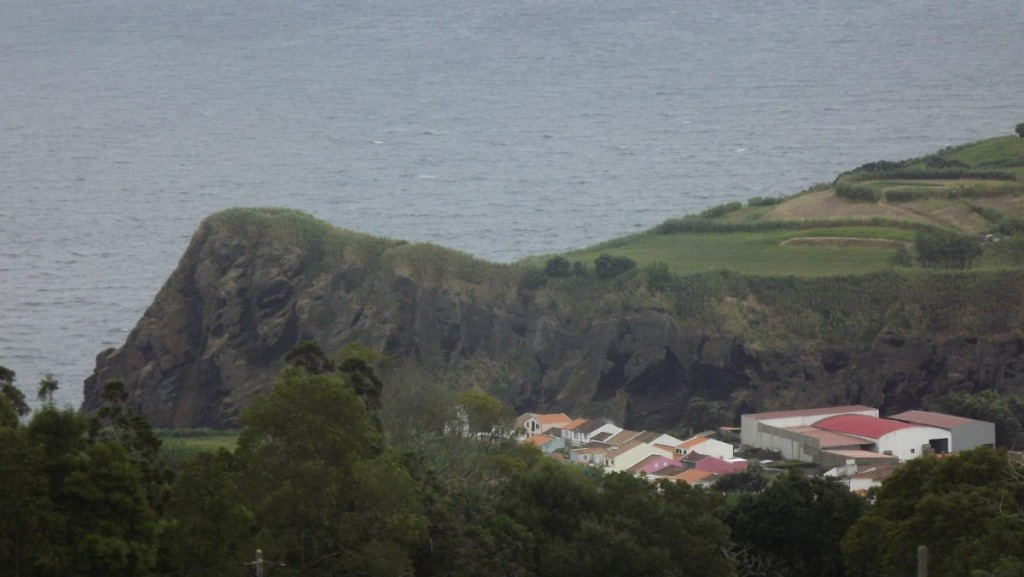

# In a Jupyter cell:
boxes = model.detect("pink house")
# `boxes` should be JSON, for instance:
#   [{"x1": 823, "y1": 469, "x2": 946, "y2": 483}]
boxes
[{"x1": 626, "y1": 454, "x2": 678, "y2": 477}]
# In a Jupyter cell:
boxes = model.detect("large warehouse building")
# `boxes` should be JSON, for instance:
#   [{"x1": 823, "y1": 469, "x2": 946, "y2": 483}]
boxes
[
  {"x1": 740, "y1": 406, "x2": 992, "y2": 466},
  {"x1": 889, "y1": 410, "x2": 995, "y2": 452}
]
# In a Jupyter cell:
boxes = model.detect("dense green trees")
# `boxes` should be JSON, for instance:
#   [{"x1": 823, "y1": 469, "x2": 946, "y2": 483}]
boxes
[
  {"x1": 544, "y1": 256, "x2": 572, "y2": 278},
  {"x1": 156, "y1": 450, "x2": 253, "y2": 577},
  {"x1": 843, "y1": 448, "x2": 1024, "y2": 577},
  {"x1": 13, "y1": 350, "x2": 1024, "y2": 577},
  {"x1": 492, "y1": 459, "x2": 736, "y2": 577},
  {"x1": 235, "y1": 367, "x2": 426, "y2": 576},
  {"x1": 726, "y1": 471, "x2": 865, "y2": 577},
  {"x1": 0, "y1": 405, "x2": 160, "y2": 577},
  {"x1": 913, "y1": 229, "x2": 983, "y2": 269},
  {"x1": 594, "y1": 253, "x2": 637, "y2": 279},
  {"x1": 0, "y1": 366, "x2": 29, "y2": 420},
  {"x1": 685, "y1": 396, "x2": 733, "y2": 433}
]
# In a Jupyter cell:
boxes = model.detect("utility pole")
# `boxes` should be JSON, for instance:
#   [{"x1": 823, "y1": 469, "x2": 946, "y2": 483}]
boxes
[
  {"x1": 245, "y1": 548, "x2": 284, "y2": 576},
  {"x1": 917, "y1": 545, "x2": 928, "y2": 577},
  {"x1": 246, "y1": 549, "x2": 265, "y2": 577}
]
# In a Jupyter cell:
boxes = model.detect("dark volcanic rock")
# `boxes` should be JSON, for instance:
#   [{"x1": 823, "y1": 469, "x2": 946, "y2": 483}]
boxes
[{"x1": 84, "y1": 210, "x2": 1024, "y2": 430}]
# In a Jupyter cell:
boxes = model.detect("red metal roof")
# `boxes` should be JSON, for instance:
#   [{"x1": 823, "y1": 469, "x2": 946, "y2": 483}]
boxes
[
  {"x1": 813, "y1": 414, "x2": 915, "y2": 439},
  {"x1": 889, "y1": 410, "x2": 973, "y2": 429}
]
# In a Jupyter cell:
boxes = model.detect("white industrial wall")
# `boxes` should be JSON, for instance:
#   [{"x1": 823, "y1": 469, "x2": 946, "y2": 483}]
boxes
[
  {"x1": 950, "y1": 421, "x2": 996, "y2": 452},
  {"x1": 877, "y1": 426, "x2": 951, "y2": 461}
]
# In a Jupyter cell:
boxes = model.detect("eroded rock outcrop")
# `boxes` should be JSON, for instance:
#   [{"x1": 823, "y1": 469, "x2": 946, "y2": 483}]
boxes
[{"x1": 84, "y1": 209, "x2": 1024, "y2": 429}]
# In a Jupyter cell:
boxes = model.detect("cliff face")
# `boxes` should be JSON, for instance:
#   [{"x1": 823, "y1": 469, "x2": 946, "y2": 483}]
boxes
[{"x1": 84, "y1": 210, "x2": 1024, "y2": 429}]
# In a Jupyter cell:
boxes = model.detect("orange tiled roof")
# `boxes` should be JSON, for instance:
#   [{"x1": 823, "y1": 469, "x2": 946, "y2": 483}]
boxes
[
  {"x1": 677, "y1": 436, "x2": 710, "y2": 449},
  {"x1": 536, "y1": 413, "x2": 572, "y2": 425},
  {"x1": 523, "y1": 435, "x2": 558, "y2": 447},
  {"x1": 562, "y1": 418, "x2": 588, "y2": 431},
  {"x1": 674, "y1": 469, "x2": 717, "y2": 484}
]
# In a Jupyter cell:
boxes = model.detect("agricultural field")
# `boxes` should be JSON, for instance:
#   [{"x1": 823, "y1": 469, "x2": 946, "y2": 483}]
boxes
[
  {"x1": 557, "y1": 135, "x2": 1024, "y2": 277},
  {"x1": 158, "y1": 429, "x2": 239, "y2": 460},
  {"x1": 566, "y1": 228, "x2": 913, "y2": 277}
]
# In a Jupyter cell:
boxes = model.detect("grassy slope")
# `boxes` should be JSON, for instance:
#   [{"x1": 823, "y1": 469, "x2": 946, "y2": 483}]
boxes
[
  {"x1": 552, "y1": 135, "x2": 1024, "y2": 277},
  {"x1": 158, "y1": 430, "x2": 240, "y2": 460},
  {"x1": 565, "y1": 228, "x2": 913, "y2": 277}
]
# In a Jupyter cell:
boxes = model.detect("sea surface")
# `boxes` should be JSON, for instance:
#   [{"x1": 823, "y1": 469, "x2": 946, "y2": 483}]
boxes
[{"x1": 1, "y1": 0, "x2": 1022, "y2": 410}]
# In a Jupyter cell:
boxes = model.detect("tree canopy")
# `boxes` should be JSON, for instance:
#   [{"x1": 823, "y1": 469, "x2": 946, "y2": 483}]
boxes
[
  {"x1": 843, "y1": 447, "x2": 1024, "y2": 577},
  {"x1": 726, "y1": 470, "x2": 865, "y2": 577},
  {"x1": 235, "y1": 367, "x2": 426, "y2": 576}
]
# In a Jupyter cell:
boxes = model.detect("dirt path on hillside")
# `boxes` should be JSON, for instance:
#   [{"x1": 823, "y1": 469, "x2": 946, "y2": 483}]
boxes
[
  {"x1": 765, "y1": 189, "x2": 987, "y2": 232},
  {"x1": 780, "y1": 237, "x2": 908, "y2": 248}
]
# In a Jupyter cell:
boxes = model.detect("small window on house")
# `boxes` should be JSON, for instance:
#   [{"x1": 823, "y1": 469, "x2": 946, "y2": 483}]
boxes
[{"x1": 911, "y1": 448, "x2": 915, "y2": 454}]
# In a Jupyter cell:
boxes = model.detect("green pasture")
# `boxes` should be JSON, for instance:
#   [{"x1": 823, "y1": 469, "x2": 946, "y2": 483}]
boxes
[
  {"x1": 567, "y1": 227, "x2": 914, "y2": 277},
  {"x1": 159, "y1": 430, "x2": 239, "y2": 459},
  {"x1": 941, "y1": 135, "x2": 1024, "y2": 168}
]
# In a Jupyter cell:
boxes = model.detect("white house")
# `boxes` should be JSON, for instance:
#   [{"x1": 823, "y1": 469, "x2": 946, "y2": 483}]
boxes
[
  {"x1": 560, "y1": 418, "x2": 623, "y2": 447},
  {"x1": 675, "y1": 435, "x2": 735, "y2": 460},
  {"x1": 570, "y1": 445, "x2": 611, "y2": 465},
  {"x1": 516, "y1": 413, "x2": 572, "y2": 435},
  {"x1": 601, "y1": 439, "x2": 675, "y2": 473}
]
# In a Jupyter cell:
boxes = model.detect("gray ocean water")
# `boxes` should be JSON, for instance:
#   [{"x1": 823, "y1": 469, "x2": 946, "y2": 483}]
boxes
[{"x1": 1, "y1": 0, "x2": 1022, "y2": 410}]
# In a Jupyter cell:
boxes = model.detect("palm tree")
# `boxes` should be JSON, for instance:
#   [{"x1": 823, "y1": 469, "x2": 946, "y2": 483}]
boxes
[{"x1": 37, "y1": 374, "x2": 59, "y2": 404}]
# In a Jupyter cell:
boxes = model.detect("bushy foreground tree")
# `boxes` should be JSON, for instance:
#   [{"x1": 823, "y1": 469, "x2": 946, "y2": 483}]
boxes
[
  {"x1": 0, "y1": 402, "x2": 160, "y2": 577},
  {"x1": 842, "y1": 447, "x2": 1024, "y2": 577},
  {"x1": 235, "y1": 366, "x2": 427, "y2": 576},
  {"x1": 725, "y1": 470, "x2": 865, "y2": 577}
]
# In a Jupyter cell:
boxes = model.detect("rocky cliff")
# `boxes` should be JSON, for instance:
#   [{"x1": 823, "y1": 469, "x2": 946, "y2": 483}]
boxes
[{"x1": 83, "y1": 209, "x2": 1024, "y2": 429}]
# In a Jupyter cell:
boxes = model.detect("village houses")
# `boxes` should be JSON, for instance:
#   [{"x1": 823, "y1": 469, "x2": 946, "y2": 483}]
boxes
[{"x1": 515, "y1": 405, "x2": 995, "y2": 490}]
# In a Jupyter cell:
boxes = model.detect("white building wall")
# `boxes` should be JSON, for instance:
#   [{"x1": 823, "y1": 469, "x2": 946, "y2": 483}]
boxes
[
  {"x1": 950, "y1": 421, "x2": 996, "y2": 452},
  {"x1": 740, "y1": 423, "x2": 818, "y2": 461},
  {"x1": 692, "y1": 438, "x2": 735, "y2": 460},
  {"x1": 849, "y1": 477, "x2": 881, "y2": 493},
  {"x1": 652, "y1": 433, "x2": 685, "y2": 447},
  {"x1": 560, "y1": 422, "x2": 630, "y2": 448},
  {"x1": 741, "y1": 408, "x2": 878, "y2": 447},
  {"x1": 877, "y1": 426, "x2": 951, "y2": 461},
  {"x1": 523, "y1": 417, "x2": 542, "y2": 434}
]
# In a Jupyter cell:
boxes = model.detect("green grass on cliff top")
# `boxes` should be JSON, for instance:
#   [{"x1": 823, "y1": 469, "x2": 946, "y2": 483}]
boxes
[
  {"x1": 207, "y1": 136, "x2": 1024, "y2": 279},
  {"x1": 941, "y1": 135, "x2": 1024, "y2": 168},
  {"x1": 552, "y1": 135, "x2": 1024, "y2": 277},
  {"x1": 564, "y1": 227, "x2": 914, "y2": 277}
]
